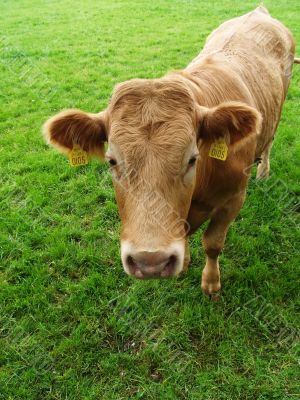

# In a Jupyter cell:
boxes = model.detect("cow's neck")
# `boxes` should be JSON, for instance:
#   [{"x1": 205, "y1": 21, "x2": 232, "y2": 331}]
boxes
[{"x1": 172, "y1": 59, "x2": 253, "y2": 108}]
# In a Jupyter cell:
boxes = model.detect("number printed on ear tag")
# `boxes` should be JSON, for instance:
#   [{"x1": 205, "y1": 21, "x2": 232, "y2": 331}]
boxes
[
  {"x1": 209, "y1": 138, "x2": 228, "y2": 161},
  {"x1": 69, "y1": 144, "x2": 89, "y2": 167}
]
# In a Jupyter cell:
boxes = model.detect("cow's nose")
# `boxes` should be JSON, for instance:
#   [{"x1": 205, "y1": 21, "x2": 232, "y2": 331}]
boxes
[{"x1": 126, "y1": 251, "x2": 177, "y2": 279}]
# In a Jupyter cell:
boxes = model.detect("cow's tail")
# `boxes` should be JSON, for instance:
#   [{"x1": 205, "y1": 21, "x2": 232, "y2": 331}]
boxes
[{"x1": 294, "y1": 57, "x2": 300, "y2": 64}]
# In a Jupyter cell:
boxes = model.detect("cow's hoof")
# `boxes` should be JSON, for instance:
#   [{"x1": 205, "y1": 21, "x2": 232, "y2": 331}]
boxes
[
  {"x1": 209, "y1": 292, "x2": 220, "y2": 301},
  {"x1": 201, "y1": 281, "x2": 221, "y2": 299},
  {"x1": 181, "y1": 260, "x2": 190, "y2": 274}
]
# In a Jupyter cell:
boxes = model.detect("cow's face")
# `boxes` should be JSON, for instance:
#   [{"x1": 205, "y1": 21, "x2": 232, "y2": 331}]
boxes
[
  {"x1": 107, "y1": 79, "x2": 200, "y2": 278},
  {"x1": 43, "y1": 76, "x2": 260, "y2": 279}
]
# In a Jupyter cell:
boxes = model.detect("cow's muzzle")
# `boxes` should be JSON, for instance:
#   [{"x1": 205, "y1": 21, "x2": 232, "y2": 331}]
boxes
[{"x1": 121, "y1": 241, "x2": 185, "y2": 279}]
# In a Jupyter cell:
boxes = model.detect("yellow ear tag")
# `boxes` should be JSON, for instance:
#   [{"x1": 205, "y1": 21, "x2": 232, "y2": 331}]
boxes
[
  {"x1": 209, "y1": 138, "x2": 228, "y2": 161},
  {"x1": 68, "y1": 144, "x2": 88, "y2": 167}
]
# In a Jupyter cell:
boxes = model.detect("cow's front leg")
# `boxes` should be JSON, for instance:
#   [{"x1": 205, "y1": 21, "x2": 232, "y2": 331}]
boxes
[
  {"x1": 201, "y1": 195, "x2": 245, "y2": 297},
  {"x1": 182, "y1": 239, "x2": 191, "y2": 273},
  {"x1": 201, "y1": 224, "x2": 223, "y2": 298}
]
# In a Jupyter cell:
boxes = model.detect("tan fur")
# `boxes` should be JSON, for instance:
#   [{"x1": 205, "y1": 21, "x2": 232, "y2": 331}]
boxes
[
  {"x1": 198, "y1": 101, "x2": 262, "y2": 144},
  {"x1": 43, "y1": 109, "x2": 107, "y2": 158},
  {"x1": 43, "y1": 7, "x2": 296, "y2": 293}
]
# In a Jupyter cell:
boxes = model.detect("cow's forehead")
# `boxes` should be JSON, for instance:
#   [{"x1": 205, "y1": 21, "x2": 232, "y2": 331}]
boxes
[
  {"x1": 108, "y1": 117, "x2": 196, "y2": 152},
  {"x1": 108, "y1": 77, "x2": 196, "y2": 121},
  {"x1": 107, "y1": 78, "x2": 197, "y2": 159}
]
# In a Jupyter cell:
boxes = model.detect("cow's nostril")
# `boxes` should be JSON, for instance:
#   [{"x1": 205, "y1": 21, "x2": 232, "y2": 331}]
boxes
[
  {"x1": 160, "y1": 254, "x2": 177, "y2": 277},
  {"x1": 127, "y1": 255, "x2": 136, "y2": 268},
  {"x1": 168, "y1": 254, "x2": 177, "y2": 265}
]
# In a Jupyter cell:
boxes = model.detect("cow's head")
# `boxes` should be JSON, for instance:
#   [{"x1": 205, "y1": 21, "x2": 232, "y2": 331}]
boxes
[{"x1": 43, "y1": 76, "x2": 260, "y2": 279}]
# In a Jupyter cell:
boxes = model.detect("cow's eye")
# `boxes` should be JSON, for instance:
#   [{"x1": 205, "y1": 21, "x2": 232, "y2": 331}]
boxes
[
  {"x1": 188, "y1": 156, "x2": 197, "y2": 167},
  {"x1": 108, "y1": 158, "x2": 117, "y2": 167}
]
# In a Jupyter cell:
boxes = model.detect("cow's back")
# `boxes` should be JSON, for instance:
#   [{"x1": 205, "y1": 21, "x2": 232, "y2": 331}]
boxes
[{"x1": 187, "y1": 6, "x2": 295, "y2": 156}]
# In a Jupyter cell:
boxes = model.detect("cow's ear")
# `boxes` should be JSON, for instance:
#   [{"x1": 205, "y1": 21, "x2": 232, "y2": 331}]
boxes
[
  {"x1": 43, "y1": 109, "x2": 108, "y2": 159},
  {"x1": 197, "y1": 101, "x2": 261, "y2": 145}
]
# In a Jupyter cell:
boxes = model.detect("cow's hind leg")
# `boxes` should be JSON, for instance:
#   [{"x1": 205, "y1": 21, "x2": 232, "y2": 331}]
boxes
[
  {"x1": 256, "y1": 140, "x2": 273, "y2": 179},
  {"x1": 201, "y1": 194, "x2": 245, "y2": 298}
]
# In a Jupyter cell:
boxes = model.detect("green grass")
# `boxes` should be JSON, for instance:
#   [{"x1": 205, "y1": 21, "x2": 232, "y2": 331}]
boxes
[{"x1": 0, "y1": 1, "x2": 300, "y2": 399}]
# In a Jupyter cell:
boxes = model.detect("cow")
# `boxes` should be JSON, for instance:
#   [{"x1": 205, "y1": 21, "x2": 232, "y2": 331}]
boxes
[{"x1": 43, "y1": 6, "x2": 298, "y2": 297}]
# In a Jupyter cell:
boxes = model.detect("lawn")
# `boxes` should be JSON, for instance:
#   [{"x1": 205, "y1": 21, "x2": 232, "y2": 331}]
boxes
[{"x1": 0, "y1": 0, "x2": 300, "y2": 399}]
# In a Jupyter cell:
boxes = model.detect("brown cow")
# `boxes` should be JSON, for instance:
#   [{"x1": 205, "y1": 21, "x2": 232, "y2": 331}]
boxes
[{"x1": 43, "y1": 7, "x2": 297, "y2": 296}]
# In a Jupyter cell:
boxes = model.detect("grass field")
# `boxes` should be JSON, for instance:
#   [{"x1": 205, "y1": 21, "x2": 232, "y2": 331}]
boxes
[{"x1": 1, "y1": 1, "x2": 300, "y2": 399}]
